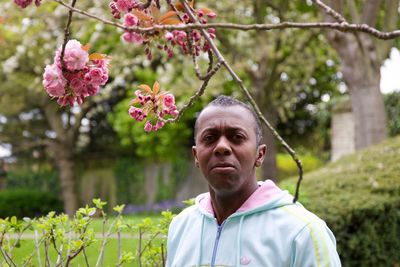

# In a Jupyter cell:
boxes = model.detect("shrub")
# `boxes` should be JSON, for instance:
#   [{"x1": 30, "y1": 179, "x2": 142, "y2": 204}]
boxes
[
  {"x1": 277, "y1": 152, "x2": 323, "y2": 180},
  {"x1": 0, "y1": 200, "x2": 174, "y2": 267},
  {"x1": 384, "y1": 91, "x2": 400, "y2": 136},
  {"x1": 281, "y1": 136, "x2": 400, "y2": 266},
  {"x1": 0, "y1": 189, "x2": 63, "y2": 218}
]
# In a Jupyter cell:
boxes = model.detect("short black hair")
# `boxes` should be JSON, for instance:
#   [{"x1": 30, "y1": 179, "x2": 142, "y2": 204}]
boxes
[{"x1": 194, "y1": 95, "x2": 263, "y2": 145}]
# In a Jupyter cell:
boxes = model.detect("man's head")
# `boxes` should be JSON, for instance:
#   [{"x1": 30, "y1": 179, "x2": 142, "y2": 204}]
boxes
[
  {"x1": 192, "y1": 95, "x2": 266, "y2": 197},
  {"x1": 194, "y1": 95, "x2": 263, "y2": 146}
]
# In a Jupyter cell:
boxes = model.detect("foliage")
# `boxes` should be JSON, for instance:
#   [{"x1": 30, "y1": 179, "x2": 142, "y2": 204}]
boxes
[
  {"x1": 0, "y1": 189, "x2": 63, "y2": 218},
  {"x1": 280, "y1": 136, "x2": 400, "y2": 266},
  {"x1": 5, "y1": 161, "x2": 60, "y2": 194},
  {"x1": 113, "y1": 156, "x2": 191, "y2": 205},
  {"x1": 114, "y1": 158, "x2": 147, "y2": 205},
  {"x1": 384, "y1": 91, "x2": 400, "y2": 136},
  {"x1": 277, "y1": 152, "x2": 323, "y2": 180},
  {"x1": 0, "y1": 199, "x2": 174, "y2": 267}
]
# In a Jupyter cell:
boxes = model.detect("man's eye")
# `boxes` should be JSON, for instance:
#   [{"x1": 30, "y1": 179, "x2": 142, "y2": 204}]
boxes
[
  {"x1": 203, "y1": 135, "x2": 215, "y2": 142},
  {"x1": 232, "y1": 134, "x2": 245, "y2": 141}
]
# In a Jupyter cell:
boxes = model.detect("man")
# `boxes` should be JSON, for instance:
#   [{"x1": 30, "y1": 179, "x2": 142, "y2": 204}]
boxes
[{"x1": 167, "y1": 95, "x2": 341, "y2": 266}]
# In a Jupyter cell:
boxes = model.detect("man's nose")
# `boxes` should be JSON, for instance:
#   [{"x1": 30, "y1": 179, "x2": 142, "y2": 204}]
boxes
[{"x1": 213, "y1": 136, "x2": 232, "y2": 156}]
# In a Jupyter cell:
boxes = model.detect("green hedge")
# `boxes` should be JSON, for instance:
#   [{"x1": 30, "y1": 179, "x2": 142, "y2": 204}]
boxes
[
  {"x1": 0, "y1": 189, "x2": 63, "y2": 218},
  {"x1": 280, "y1": 136, "x2": 400, "y2": 266}
]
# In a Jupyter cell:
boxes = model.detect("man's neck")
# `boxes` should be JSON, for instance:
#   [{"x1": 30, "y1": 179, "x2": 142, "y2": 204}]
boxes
[{"x1": 209, "y1": 182, "x2": 258, "y2": 225}]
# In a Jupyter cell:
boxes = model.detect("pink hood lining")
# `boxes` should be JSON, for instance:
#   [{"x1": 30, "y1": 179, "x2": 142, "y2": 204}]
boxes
[{"x1": 196, "y1": 180, "x2": 282, "y2": 216}]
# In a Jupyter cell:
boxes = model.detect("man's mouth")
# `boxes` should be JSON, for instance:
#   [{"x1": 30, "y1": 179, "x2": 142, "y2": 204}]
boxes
[{"x1": 211, "y1": 163, "x2": 235, "y2": 172}]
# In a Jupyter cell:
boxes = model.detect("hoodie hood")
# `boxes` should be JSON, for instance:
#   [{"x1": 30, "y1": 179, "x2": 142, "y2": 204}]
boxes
[{"x1": 195, "y1": 179, "x2": 293, "y2": 218}]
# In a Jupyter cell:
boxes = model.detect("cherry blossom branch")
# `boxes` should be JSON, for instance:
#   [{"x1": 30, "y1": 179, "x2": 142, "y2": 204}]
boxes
[
  {"x1": 312, "y1": 0, "x2": 346, "y2": 23},
  {"x1": 161, "y1": 61, "x2": 222, "y2": 123},
  {"x1": 180, "y1": 0, "x2": 304, "y2": 203},
  {"x1": 60, "y1": 0, "x2": 78, "y2": 71},
  {"x1": 52, "y1": 0, "x2": 400, "y2": 40}
]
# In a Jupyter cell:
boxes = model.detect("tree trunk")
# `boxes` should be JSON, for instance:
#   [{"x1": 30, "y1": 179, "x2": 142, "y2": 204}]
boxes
[
  {"x1": 349, "y1": 83, "x2": 387, "y2": 149},
  {"x1": 261, "y1": 112, "x2": 278, "y2": 181},
  {"x1": 327, "y1": 32, "x2": 388, "y2": 149},
  {"x1": 49, "y1": 142, "x2": 78, "y2": 217},
  {"x1": 252, "y1": 73, "x2": 278, "y2": 181}
]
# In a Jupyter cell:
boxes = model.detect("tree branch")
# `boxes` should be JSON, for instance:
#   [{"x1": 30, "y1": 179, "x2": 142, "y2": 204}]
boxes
[
  {"x1": 60, "y1": 0, "x2": 78, "y2": 72},
  {"x1": 53, "y1": 0, "x2": 400, "y2": 40}
]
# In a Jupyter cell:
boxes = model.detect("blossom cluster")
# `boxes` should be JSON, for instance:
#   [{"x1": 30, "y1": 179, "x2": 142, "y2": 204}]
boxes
[
  {"x1": 43, "y1": 39, "x2": 110, "y2": 106},
  {"x1": 128, "y1": 81, "x2": 178, "y2": 132},
  {"x1": 13, "y1": 0, "x2": 41, "y2": 8},
  {"x1": 109, "y1": 0, "x2": 217, "y2": 59}
]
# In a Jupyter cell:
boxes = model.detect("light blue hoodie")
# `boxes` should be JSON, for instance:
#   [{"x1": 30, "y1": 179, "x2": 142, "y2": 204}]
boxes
[{"x1": 167, "y1": 180, "x2": 341, "y2": 267}]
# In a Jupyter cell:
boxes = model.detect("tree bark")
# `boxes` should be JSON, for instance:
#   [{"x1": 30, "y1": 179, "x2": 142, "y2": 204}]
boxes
[
  {"x1": 326, "y1": 31, "x2": 387, "y2": 149},
  {"x1": 48, "y1": 141, "x2": 78, "y2": 217},
  {"x1": 323, "y1": 0, "x2": 397, "y2": 150},
  {"x1": 43, "y1": 103, "x2": 80, "y2": 216},
  {"x1": 251, "y1": 69, "x2": 279, "y2": 181}
]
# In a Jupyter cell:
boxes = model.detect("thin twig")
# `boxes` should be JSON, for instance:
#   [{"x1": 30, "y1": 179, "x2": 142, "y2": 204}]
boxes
[
  {"x1": 53, "y1": 0, "x2": 400, "y2": 40},
  {"x1": 160, "y1": 61, "x2": 221, "y2": 124},
  {"x1": 59, "y1": 0, "x2": 78, "y2": 72},
  {"x1": 117, "y1": 231, "x2": 121, "y2": 264},
  {"x1": 312, "y1": 0, "x2": 346, "y2": 23},
  {"x1": 161, "y1": 242, "x2": 165, "y2": 267},
  {"x1": 34, "y1": 230, "x2": 43, "y2": 267},
  {"x1": 83, "y1": 248, "x2": 90, "y2": 267},
  {"x1": 0, "y1": 244, "x2": 17, "y2": 267},
  {"x1": 138, "y1": 229, "x2": 142, "y2": 267},
  {"x1": 22, "y1": 236, "x2": 46, "y2": 267},
  {"x1": 95, "y1": 216, "x2": 120, "y2": 267},
  {"x1": 180, "y1": 0, "x2": 304, "y2": 202},
  {"x1": 100, "y1": 212, "x2": 106, "y2": 267},
  {"x1": 44, "y1": 240, "x2": 51, "y2": 267}
]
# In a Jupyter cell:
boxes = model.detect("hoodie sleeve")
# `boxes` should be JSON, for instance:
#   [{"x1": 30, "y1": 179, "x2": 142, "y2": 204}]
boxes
[{"x1": 290, "y1": 220, "x2": 342, "y2": 267}]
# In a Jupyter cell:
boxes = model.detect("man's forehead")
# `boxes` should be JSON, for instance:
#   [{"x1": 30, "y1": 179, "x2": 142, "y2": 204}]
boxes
[{"x1": 197, "y1": 105, "x2": 255, "y2": 128}]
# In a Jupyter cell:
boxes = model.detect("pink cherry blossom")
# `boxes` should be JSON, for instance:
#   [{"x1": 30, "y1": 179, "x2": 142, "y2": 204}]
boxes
[
  {"x1": 84, "y1": 68, "x2": 103, "y2": 84},
  {"x1": 165, "y1": 32, "x2": 174, "y2": 41},
  {"x1": 124, "y1": 13, "x2": 139, "y2": 26},
  {"x1": 154, "y1": 120, "x2": 165, "y2": 130},
  {"x1": 122, "y1": 32, "x2": 143, "y2": 44},
  {"x1": 14, "y1": 0, "x2": 32, "y2": 8},
  {"x1": 43, "y1": 40, "x2": 109, "y2": 107},
  {"x1": 42, "y1": 64, "x2": 67, "y2": 97},
  {"x1": 115, "y1": 0, "x2": 137, "y2": 13},
  {"x1": 170, "y1": 109, "x2": 179, "y2": 118},
  {"x1": 207, "y1": 12, "x2": 217, "y2": 19},
  {"x1": 144, "y1": 121, "x2": 153, "y2": 132},
  {"x1": 63, "y1": 39, "x2": 89, "y2": 71},
  {"x1": 163, "y1": 94, "x2": 175, "y2": 108}
]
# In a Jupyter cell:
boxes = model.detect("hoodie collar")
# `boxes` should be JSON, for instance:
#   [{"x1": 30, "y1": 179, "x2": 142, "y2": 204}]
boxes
[{"x1": 196, "y1": 180, "x2": 283, "y2": 216}]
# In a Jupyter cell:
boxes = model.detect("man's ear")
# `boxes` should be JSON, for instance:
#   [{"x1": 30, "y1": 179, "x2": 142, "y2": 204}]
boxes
[
  {"x1": 192, "y1": 146, "x2": 199, "y2": 168},
  {"x1": 255, "y1": 144, "x2": 267, "y2": 167}
]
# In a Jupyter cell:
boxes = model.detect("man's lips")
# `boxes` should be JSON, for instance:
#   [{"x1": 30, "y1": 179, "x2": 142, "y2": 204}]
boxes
[{"x1": 210, "y1": 163, "x2": 235, "y2": 171}]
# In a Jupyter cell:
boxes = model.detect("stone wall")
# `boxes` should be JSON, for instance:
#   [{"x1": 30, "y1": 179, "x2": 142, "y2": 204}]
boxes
[{"x1": 331, "y1": 99, "x2": 355, "y2": 161}]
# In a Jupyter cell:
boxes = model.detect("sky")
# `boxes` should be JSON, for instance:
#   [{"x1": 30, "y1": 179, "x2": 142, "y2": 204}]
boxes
[
  {"x1": 1, "y1": 48, "x2": 400, "y2": 158},
  {"x1": 380, "y1": 48, "x2": 400, "y2": 94}
]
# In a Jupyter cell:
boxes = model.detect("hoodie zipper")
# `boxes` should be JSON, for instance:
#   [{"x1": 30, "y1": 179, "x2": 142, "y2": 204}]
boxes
[{"x1": 210, "y1": 221, "x2": 226, "y2": 267}]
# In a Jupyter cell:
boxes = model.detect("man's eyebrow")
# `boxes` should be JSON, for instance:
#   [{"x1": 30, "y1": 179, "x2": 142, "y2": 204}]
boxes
[{"x1": 200, "y1": 126, "x2": 247, "y2": 133}]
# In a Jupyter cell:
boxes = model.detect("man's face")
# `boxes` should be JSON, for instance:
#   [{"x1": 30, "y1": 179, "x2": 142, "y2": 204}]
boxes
[{"x1": 192, "y1": 105, "x2": 266, "y2": 196}]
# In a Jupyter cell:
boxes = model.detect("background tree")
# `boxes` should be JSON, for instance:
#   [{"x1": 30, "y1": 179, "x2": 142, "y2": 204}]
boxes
[
  {"x1": 319, "y1": 0, "x2": 399, "y2": 149},
  {"x1": 0, "y1": 2, "x2": 146, "y2": 215}
]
